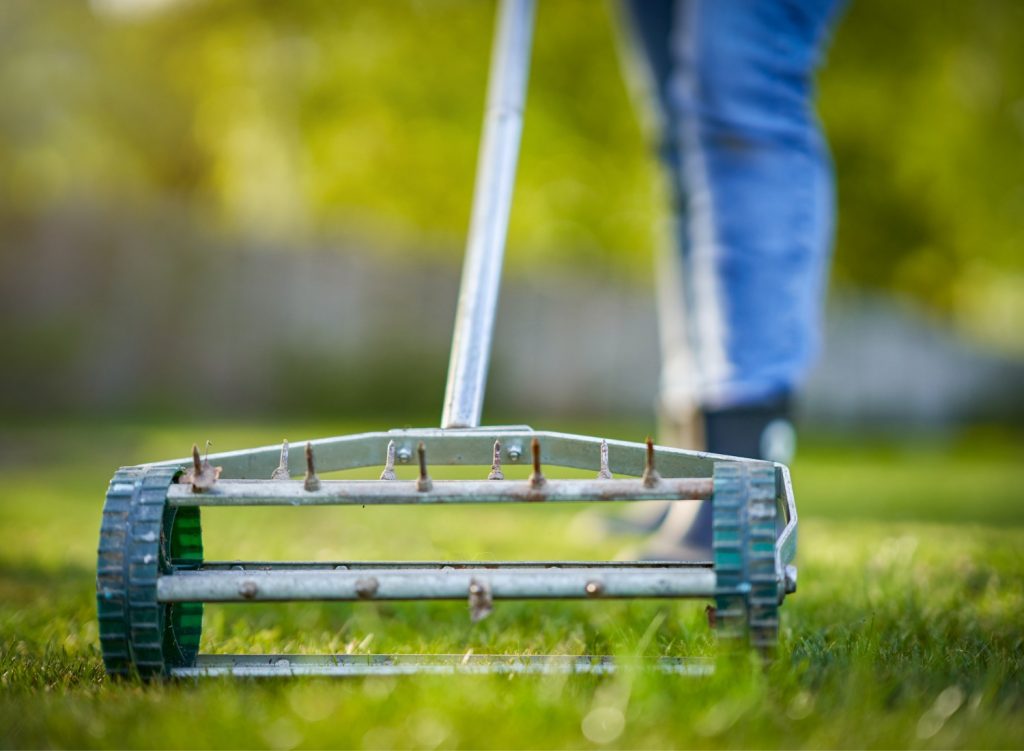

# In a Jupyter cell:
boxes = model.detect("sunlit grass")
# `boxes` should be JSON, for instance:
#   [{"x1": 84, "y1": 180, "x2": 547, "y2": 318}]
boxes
[{"x1": 1, "y1": 422, "x2": 1022, "y2": 748}]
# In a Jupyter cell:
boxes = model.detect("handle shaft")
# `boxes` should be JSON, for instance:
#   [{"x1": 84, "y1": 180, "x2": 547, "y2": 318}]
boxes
[{"x1": 441, "y1": 0, "x2": 536, "y2": 429}]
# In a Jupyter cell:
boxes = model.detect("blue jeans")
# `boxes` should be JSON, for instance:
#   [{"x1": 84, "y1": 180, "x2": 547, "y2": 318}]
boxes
[{"x1": 621, "y1": 0, "x2": 846, "y2": 412}]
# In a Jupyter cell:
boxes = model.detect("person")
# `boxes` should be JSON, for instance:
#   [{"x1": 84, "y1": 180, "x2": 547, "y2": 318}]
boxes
[{"x1": 615, "y1": 0, "x2": 847, "y2": 558}]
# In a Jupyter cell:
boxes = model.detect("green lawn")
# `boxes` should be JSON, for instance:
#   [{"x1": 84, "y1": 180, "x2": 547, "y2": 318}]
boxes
[{"x1": 1, "y1": 421, "x2": 1022, "y2": 749}]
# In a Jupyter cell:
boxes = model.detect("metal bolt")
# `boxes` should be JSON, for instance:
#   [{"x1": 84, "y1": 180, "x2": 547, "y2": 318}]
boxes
[
  {"x1": 396, "y1": 446, "x2": 412, "y2": 464},
  {"x1": 380, "y1": 440, "x2": 397, "y2": 481},
  {"x1": 785, "y1": 564, "x2": 798, "y2": 594},
  {"x1": 597, "y1": 439, "x2": 612, "y2": 480},
  {"x1": 416, "y1": 442, "x2": 432, "y2": 492},
  {"x1": 271, "y1": 440, "x2": 290, "y2": 480},
  {"x1": 642, "y1": 436, "x2": 661, "y2": 488},
  {"x1": 304, "y1": 442, "x2": 321, "y2": 492},
  {"x1": 585, "y1": 580, "x2": 604, "y2": 597},
  {"x1": 487, "y1": 440, "x2": 504, "y2": 481},
  {"x1": 355, "y1": 577, "x2": 379, "y2": 599},
  {"x1": 529, "y1": 437, "x2": 545, "y2": 489},
  {"x1": 238, "y1": 580, "x2": 259, "y2": 599},
  {"x1": 507, "y1": 445, "x2": 521, "y2": 463}
]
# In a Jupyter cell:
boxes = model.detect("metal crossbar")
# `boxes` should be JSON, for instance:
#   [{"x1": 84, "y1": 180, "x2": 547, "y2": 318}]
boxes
[
  {"x1": 170, "y1": 654, "x2": 715, "y2": 678},
  {"x1": 165, "y1": 477, "x2": 714, "y2": 507},
  {"x1": 157, "y1": 563, "x2": 717, "y2": 603}
]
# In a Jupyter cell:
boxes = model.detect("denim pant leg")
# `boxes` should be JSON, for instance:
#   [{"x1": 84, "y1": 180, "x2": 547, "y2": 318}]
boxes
[
  {"x1": 623, "y1": 0, "x2": 845, "y2": 412},
  {"x1": 620, "y1": 0, "x2": 844, "y2": 553}
]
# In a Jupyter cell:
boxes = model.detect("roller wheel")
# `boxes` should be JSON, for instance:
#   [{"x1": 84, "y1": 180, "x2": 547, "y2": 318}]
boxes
[
  {"x1": 96, "y1": 467, "x2": 204, "y2": 678},
  {"x1": 711, "y1": 462, "x2": 780, "y2": 656}
]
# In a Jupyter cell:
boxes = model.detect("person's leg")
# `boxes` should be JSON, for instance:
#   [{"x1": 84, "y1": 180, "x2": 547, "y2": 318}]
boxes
[
  {"x1": 600, "y1": 0, "x2": 690, "y2": 535},
  {"x1": 648, "y1": 0, "x2": 846, "y2": 558},
  {"x1": 618, "y1": 1, "x2": 704, "y2": 454}
]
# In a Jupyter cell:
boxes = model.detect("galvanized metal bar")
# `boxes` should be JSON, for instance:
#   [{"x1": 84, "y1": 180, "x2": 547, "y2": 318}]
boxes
[
  {"x1": 142, "y1": 428, "x2": 753, "y2": 480},
  {"x1": 777, "y1": 463, "x2": 798, "y2": 594},
  {"x1": 197, "y1": 560, "x2": 713, "y2": 571},
  {"x1": 166, "y1": 476, "x2": 713, "y2": 507},
  {"x1": 170, "y1": 654, "x2": 714, "y2": 678},
  {"x1": 441, "y1": 0, "x2": 536, "y2": 429},
  {"x1": 156, "y1": 566, "x2": 718, "y2": 603}
]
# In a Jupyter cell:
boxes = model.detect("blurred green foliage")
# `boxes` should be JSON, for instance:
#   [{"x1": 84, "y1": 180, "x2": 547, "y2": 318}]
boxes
[{"x1": 1, "y1": 0, "x2": 1022, "y2": 349}]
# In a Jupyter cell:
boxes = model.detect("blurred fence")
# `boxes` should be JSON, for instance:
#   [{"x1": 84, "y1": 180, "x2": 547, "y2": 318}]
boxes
[{"x1": 2, "y1": 206, "x2": 1022, "y2": 427}]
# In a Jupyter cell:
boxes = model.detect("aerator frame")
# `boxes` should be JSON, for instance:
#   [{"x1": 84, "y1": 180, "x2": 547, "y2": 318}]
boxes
[{"x1": 97, "y1": 428, "x2": 797, "y2": 678}]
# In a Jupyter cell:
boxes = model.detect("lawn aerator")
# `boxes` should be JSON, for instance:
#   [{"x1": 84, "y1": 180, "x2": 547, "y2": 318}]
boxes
[{"x1": 95, "y1": 0, "x2": 798, "y2": 678}]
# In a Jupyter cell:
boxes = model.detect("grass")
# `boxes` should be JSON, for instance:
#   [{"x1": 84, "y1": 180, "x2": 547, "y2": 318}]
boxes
[{"x1": 0, "y1": 420, "x2": 1022, "y2": 749}]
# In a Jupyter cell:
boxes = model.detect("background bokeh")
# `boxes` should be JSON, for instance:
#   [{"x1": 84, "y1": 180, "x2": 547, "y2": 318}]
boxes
[
  {"x1": 2, "y1": 4, "x2": 1023, "y2": 748},
  {"x1": 2, "y1": 0, "x2": 1022, "y2": 425}
]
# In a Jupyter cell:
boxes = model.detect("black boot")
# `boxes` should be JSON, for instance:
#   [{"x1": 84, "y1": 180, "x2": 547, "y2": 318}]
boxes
[
  {"x1": 639, "y1": 394, "x2": 794, "y2": 561},
  {"x1": 703, "y1": 393, "x2": 795, "y2": 462}
]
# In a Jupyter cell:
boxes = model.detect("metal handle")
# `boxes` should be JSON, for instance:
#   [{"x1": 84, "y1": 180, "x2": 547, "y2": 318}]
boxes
[{"x1": 441, "y1": 0, "x2": 536, "y2": 429}]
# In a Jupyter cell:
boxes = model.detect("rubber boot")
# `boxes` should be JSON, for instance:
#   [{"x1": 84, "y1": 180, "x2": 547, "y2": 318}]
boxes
[{"x1": 636, "y1": 394, "x2": 795, "y2": 561}]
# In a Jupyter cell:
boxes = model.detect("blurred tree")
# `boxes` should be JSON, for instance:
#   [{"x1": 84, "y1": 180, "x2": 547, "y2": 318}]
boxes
[
  {"x1": 821, "y1": 0, "x2": 1024, "y2": 352},
  {"x1": 1, "y1": 0, "x2": 1022, "y2": 351}
]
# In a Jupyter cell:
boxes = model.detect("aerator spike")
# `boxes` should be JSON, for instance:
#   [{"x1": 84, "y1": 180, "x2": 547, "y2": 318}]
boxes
[
  {"x1": 182, "y1": 442, "x2": 221, "y2": 492},
  {"x1": 642, "y1": 436, "x2": 661, "y2": 488},
  {"x1": 487, "y1": 440, "x2": 504, "y2": 480},
  {"x1": 416, "y1": 442, "x2": 432, "y2": 492},
  {"x1": 303, "y1": 442, "x2": 321, "y2": 491},
  {"x1": 271, "y1": 440, "x2": 290, "y2": 480},
  {"x1": 597, "y1": 439, "x2": 612, "y2": 480},
  {"x1": 529, "y1": 436, "x2": 545, "y2": 488},
  {"x1": 468, "y1": 578, "x2": 494, "y2": 622},
  {"x1": 380, "y1": 440, "x2": 397, "y2": 481}
]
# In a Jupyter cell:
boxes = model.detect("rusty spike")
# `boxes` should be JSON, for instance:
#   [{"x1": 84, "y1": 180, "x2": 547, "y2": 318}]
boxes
[
  {"x1": 183, "y1": 442, "x2": 221, "y2": 493},
  {"x1": 416, "y1": 441, "x2": 432, "y2": 492},
  {"x1": 271, "y1": 440, "x2": 290, "y2": 480},
  {"x1": 529, "y1": 436, "x2": 545, "y2": 489},
  {"x1": 468, "y1": 578, "x2": 494, "y2": 622},
  {"x1": 487, "y1": 440, "x2": 504, "y2": 481},
  {"x1": 596, "y1": 439, "x2": 613, "y2": 480},
  {"x1": 642, "y1": 436, "x2": 661, "y2": 488},
  {"x1": 304, "y1": 442, "x2": 321, "y2": 491},
  {"x1": 380, "y1": 440, "x2": 397, "y2": 481}
]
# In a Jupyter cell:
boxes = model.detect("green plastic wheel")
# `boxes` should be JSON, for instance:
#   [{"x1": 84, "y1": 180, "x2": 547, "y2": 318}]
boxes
[
  {"x1": 711, "y1": 461, "x2": 780, "y2": 656},
  {"x1": 96, "y1": 467, "x2": 204, "y2": 678}
]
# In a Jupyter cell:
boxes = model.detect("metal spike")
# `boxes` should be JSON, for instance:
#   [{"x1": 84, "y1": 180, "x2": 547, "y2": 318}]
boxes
[
  {"x1": 416, "y1": 441, "x2": 432, "y2": 492},
  {"x1": 596, "y1": 439, "x2": 612, "y2": 480},
  {"x1": 642, "y1": 436, "x2": 661, "y2": 488},
  {"x1": 379, "y1": 440, "x2": 397, "y2": 481},
  {"x1": 271, "y1": 440, "x2": 290, "y2": 480},
  {"x1": 468, "y1": 578, "x2": 494, "y2": 622},
  {"x1": 304, "y1": 442, "x2": 321, "y2": 491},
  {"x1": 183, "y1": 442, "x2": 221, "y2": 492},
  {"x1": 529, "y1": 437, "x2": 545, "y2": 488},
  {"x1": 487, "y1": 440, "x2": 504, "y2": 481}
]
